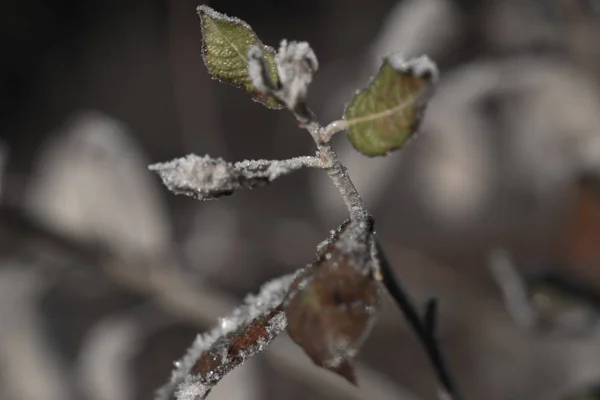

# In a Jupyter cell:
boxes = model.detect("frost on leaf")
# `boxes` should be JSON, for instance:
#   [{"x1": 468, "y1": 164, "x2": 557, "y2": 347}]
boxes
[
  {"x1": 274, "y1": 40, "x2": 319, "y2": 115},
  {"x1": 344, "y1": 54, "x2": 438, "y2": 157},
  {"x1": 197, "y1": 5, "x2": 283, "y2": 109},
  {"x1": 285, "y1": 219, "x2": 381, "y2": 384},
  {"x1": 156, "y1": 273, "x2": 298, "y2": 400},
  {"x1": 149, "y1": 154, "x2": 318, "y2": 201}
]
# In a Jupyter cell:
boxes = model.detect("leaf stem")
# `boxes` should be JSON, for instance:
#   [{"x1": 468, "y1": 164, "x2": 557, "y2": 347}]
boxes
[{"x1": 320, "y1": 120, "x2": 349, "y2": 143}]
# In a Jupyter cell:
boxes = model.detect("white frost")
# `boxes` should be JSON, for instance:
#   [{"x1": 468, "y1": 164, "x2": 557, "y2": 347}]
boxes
[
  {"x1": 196, "y1": 5, "x2": 253, "y2": 32},
  {"x1": 388, "y1": 54, "x2": 439, "y2": 83},
  {"x1": 150, "y1": 154, "x2": 321, "y2": 201},
  {"x1": 175, "y1": 376, "x2": 209, "y2": 400},
  {"x1": 155, "y1": 272, "x2": 300, "y2": 400},
  {"x1": 247, "y1": 45, "x2": 273, "y2": 94},
  {"x1": 275, "y1": 40, "x2": 319, "y2": 110},
  {"x1": 149, "y1": 154, "x2": 236, "y2": 200}
]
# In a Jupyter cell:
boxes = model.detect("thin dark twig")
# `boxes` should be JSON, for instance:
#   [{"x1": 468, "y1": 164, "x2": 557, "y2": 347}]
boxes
[
  {"x1": 375, "y1": 239, "x2": 462, "y2": 400},
  {"x1": 423, "y1": 297, "x2": 439, "y2": 335}
]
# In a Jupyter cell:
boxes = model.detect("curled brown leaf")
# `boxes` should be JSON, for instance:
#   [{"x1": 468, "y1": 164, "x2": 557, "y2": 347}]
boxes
[{"x1": 285, "y1": 220, "x2": 380, "y2": 384}]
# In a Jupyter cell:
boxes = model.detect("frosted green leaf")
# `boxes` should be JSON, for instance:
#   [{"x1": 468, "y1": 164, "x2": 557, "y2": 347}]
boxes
[
  {"x1": 344, "y1": 54, "x2": 438, "y2": 157},
  {"x1": 197, "y1": 5, "x2": 283, "y2": 109}
]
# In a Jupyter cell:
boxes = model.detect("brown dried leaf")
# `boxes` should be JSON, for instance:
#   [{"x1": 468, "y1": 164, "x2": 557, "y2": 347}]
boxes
[
  {"x1": 157, "y1": 274, "x2": 296, "y2": 400},
  {"x1": 285, "y1": 220, "x2": 380, "y2": 384},
  {"x1": 190, "y1": 309, "x2": 283, "y2": 386}
]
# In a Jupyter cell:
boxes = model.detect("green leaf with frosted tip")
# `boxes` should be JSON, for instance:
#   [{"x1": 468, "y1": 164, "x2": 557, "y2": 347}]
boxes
[
  {"x1": 344, "y1": 55, "x2": 438, "y2": 157},
  {"x1": 197, "y1": 5, "x2": 283, "y2": 109}
]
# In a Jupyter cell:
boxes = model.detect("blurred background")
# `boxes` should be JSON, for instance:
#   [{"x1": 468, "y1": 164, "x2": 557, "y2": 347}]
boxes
[{"x1": 2, "y1": 0, "x2": 600, "y2": 399}]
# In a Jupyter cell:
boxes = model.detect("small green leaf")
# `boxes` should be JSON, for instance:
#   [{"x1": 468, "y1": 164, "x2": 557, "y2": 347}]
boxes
[
  {"x1": 344, "y1": 55, "x2": 438, "y2": 156},
  {"x1": 197, "y1": 5, "x2": 283, "y2": 109}
]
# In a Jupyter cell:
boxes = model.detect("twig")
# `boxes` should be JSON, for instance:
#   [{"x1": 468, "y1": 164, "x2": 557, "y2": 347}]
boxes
[
  {"x1": 280, "y1": 53, "x2": 461, "y2": 397},
  {"x1": 278, "y1": 46, "x2": 461, "y2": 396},
  {"x1": 374, "y1": 239, "x2": 462, "y2": 400},
  {"x1": 290, "y1": 106, "x2": 369, "y2": 223},
  {"x1": 155, "y1": 30, "x2": 457, "y2": 400}
]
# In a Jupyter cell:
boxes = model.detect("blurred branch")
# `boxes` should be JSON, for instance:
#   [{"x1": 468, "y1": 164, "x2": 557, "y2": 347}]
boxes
[
  {"x1": 488, "y1": 249, "x2": 600, "y2": 338},
  {"x1": 0, "y1": 269, "x2": 77, "y2": 400},
  {"x1": 0, "y1": 205, "x2": 419, "y2": 400},
  {"x1": 77, "y1": 304, "x2": 174, "y2": 400},
  {"x1": 488, "y1": 248, "x2": 537, "y2": 330}
]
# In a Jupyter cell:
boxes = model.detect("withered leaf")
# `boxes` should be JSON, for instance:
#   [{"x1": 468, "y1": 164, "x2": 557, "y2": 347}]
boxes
[
  {"x1": 157, "y1": 273, "x2": 297, "y2": 400},
  {"x1": 149, "y1": 155, "x2": 317, "y2": 201},
  {"x1": 285, "y1": 220, "x2": 380, "y2": 384},
  {"x1": 190, "y1": 309, "x2": 283, "y2": 390}
]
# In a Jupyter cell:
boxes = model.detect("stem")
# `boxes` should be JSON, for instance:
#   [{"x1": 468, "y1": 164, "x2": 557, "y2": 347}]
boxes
[
  {"x1": 296, "y1": 112, "x2": 368, "y2": 222},
  {"x1": 321, "y1": 120, "x2": 349, "y2": 143},
  {"x1": 375, "y1": 239, "x2": 461, "y2": 400},
  {"x1": 317, "y1": 144, "x2": 368, "y2": 221}
]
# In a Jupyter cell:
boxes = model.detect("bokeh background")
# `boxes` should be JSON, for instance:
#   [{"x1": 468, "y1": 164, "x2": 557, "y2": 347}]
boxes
[{"x1": 2, "y1": 0, "x2": 600, "y2": 399}]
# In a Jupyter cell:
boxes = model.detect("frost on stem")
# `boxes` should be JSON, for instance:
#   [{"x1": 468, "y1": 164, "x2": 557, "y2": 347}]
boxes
[
  {"x1": 156, "y1": 272, "x2": 299, "y2": 400},
  {"x1": 274, "y1": 40, "x2": 319, "y2": 118},
  {"x1": 149, "y1": 154, "x2": 321, "y2": 201}
]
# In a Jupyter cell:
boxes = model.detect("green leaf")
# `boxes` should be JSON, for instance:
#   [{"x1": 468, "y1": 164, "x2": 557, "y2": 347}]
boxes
[
  {"x1": 197, "y1": 5, "x2": 283, "y2": 109},
  {"x1": 344, "y1": 55, "x2": 438, "y2": 157}
]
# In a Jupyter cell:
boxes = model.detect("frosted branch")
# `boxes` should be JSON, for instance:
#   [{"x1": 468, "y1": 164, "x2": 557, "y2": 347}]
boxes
[
  {"x1": 149, "y1": 155, "x2": 322, "y2": 201},
  {"x1": 156, "y1": 272, "x2": 301, "y2": 400}
]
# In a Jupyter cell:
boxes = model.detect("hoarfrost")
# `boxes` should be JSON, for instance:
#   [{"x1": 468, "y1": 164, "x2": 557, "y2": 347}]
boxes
[
  {"x1": 388, "y1": 53, "x2": 439, "y2": 83},
  {"x1": 149, "y1": 154, "x2": 321, "y2": 201},
  {"x1": 275, "y1": 40, "x2": 319, "y2": 111},
  {"x1": 155, "y1": 271, "x2": 301, "y2": 400},
  {"x1": 175, "y1": 377, "x2": 209, "y2": 400},
  {"x1": 196, "y1": 5, "x2": 252, "y2": 33},
  {"x1": 247, "y1": 45, "x2": 278, "y2": 94}
]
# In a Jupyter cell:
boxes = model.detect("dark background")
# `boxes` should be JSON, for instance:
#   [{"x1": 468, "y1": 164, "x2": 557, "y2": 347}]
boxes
[{"x1": 2, "y1": 1, "x2": 600, "y2": 399}]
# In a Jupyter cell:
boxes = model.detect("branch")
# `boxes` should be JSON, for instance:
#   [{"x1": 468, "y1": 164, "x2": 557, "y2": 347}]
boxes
[
  {"x1": 250, "y1": 40, "x2": 369, "y2": 222},
  {"x1": 255, "y1": 37, "x2": 458, "y2": 398},
  {"x1": 373, "y1": 239, "x2": 462, "y2": 400}
]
